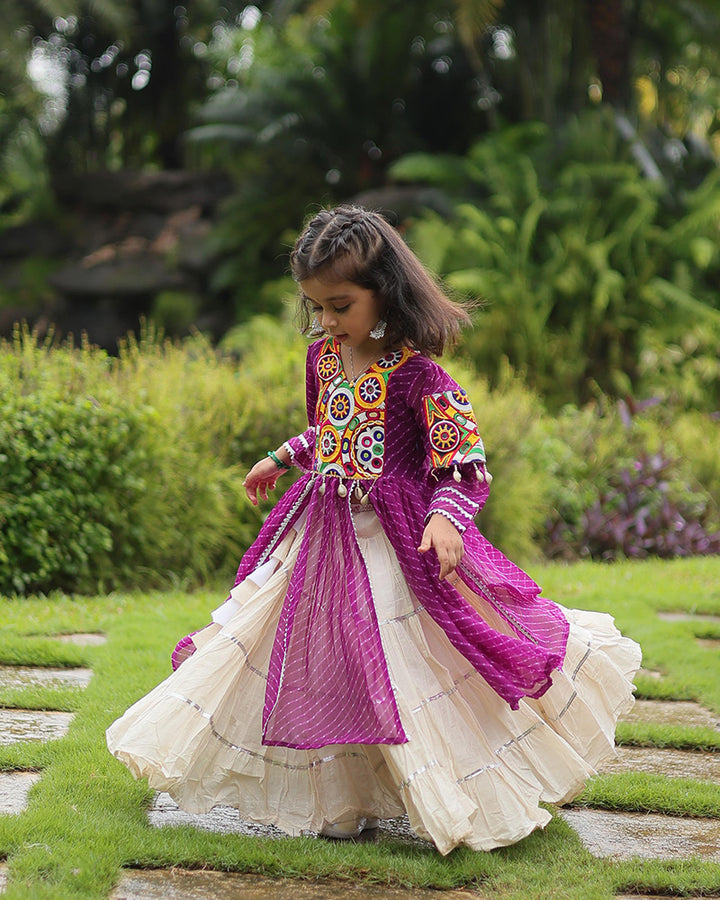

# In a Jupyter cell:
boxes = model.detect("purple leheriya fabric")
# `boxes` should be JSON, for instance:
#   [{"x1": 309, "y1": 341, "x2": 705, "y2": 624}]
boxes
[
  {"x1": 229, "y1": 338, "x2": 570, "y2": 749},
  {"x1": 262, "y1": 484, "x2": 406, "y2": 748}
]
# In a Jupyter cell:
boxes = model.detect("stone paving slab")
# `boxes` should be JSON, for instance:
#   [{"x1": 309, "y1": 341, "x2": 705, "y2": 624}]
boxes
[
  {"x1": 0, "y1": 772, "x2": 40, "y2": 814},
  {"x1": 150, "y1": 793, "x2": 433, "y2": 848},
  {"x1": 149, "y1": 793, "x2": 291, "y2": 839},
  {"x1": 0, "y1": 665, "x2": 93, "y2": 691},
  {"x1": 697, "y1": 638, "x2": 720, "y2": 651},
  {"x1": 658, "y1": 611, "x2": 720, "y2": 623},
  {"x1": 600, "y1": 745, "x2": 720, "y2": 781},
  {"x1": 636, "y1": 666, "x2": 663, "y2": 680},
  {"x1": 559, "y1": 808, "x2": 720, "y2": 861},
  {"x1": 53, "y1": 633, "x2": 107, "y2": 646},
  {"x1": 109, "y1": 869, "x2": 481, "y2": 900},
  {"x1": 620, "y1": 699, "x2": 720, "y2": 730},
  {"x1": 0, "y1": 709, "x2": 74, "y2": 745}
]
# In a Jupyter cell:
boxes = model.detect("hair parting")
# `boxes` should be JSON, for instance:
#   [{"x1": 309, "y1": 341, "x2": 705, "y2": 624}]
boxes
[{"x1": 290, "y1": 205, "x2": 471, "y2": 356}]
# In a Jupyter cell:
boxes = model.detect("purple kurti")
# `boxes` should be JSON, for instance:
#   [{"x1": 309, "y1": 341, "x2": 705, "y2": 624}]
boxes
[{"x1": 231, "y1": 338, "x2": 569, "y2": 750}]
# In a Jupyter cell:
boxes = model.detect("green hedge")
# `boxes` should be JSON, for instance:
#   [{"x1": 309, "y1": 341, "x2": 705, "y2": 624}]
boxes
[{"x1": 0, "y1": 321, "x2": 308, "y2": 595}]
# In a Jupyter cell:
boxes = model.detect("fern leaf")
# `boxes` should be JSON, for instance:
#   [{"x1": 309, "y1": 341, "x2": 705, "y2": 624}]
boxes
[
  {"x1": 649, "y1": 278, "x2": 720, "y2": 326},
  {"x1": 516, "y1": 198, "x2": 546, "y2": 268}
]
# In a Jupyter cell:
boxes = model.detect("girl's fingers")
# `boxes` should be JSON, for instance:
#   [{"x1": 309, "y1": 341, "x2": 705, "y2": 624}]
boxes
[
  {"x1": 438, "y1": 546, "x2": 463, "y2": 580},
  {"x1": 245, "y1": 477, "x2": 278, "y2": 504}
]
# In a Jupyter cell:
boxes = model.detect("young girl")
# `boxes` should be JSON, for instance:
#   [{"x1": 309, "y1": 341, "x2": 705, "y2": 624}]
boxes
[{"x1": 107, "y1": 205, "x2": 641, "y2": 854}]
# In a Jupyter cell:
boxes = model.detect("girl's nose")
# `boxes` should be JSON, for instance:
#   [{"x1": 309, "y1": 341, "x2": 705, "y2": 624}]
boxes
[{"x1": 321, "y1": 310, "x2": 337, "y2": 329}]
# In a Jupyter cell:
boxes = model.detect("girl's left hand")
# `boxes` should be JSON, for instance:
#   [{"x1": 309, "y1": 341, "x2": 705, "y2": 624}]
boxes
[{"x1": 418, "y1": 513, "x2": 464, "y2": 580}]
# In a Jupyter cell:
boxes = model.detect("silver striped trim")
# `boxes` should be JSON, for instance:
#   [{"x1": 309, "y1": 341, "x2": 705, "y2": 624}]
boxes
[
  {"x1": 380, "y1": 605, "x2": 425, "y2": 626},
  {"x1": 168, "y1": 693, "x2": 368, "y2": 771},
  {"x1": 554, "y1": 690, "x2": 578, "y2": 720},
  {"x1": 410, "y1": 668, "x2": 476, "y2": 713},
  {"x1": 544, "y1": 642, "x2": 592, "y2": 722},
  {"x1": 398, "y1": 758, "x2": 440, "y2": 790},
  {"x1": 221, "y1": 633, "x2": 267, "y2": 681},
  {"x1": 398, "y1": 757, "x2": 502, "y2": 790},
  {"x1": 282, "y1": 441, "x2": 296, "y2": 464},
  {"x1": 572, "y1": 644, "x2": 592, "y2": 680},
  {"x1": 457, "y1": 762, "x2": 501, "y2": 783},
  {"x1": 498, "y1": 722, "x2": 542, "y2": 753}
]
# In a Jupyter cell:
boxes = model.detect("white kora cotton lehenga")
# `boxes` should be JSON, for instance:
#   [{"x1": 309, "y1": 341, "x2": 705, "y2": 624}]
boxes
[{"x1": 107, "y1": 337, "x2": 641, "y2": 854}]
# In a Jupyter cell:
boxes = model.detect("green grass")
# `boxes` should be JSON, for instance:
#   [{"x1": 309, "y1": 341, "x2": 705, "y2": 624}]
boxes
[{"x1": 2, "y1": 560, "x2": 720, "y2": 898}]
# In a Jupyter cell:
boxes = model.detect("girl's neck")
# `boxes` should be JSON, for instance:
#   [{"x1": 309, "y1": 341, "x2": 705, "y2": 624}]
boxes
[{"x1": 338, "y1": 340, "x2": 393, "y2": 384}]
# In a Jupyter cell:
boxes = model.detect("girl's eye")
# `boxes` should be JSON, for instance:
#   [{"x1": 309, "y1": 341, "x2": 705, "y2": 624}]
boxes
[{"x1": 333, "y1": 304, "x2": 350, "y2": 313}]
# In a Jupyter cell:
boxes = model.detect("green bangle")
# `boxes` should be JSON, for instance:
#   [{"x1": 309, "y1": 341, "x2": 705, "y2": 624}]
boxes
[{"x1": 267, "y1": 450, "x2": 291, "y2": 470}]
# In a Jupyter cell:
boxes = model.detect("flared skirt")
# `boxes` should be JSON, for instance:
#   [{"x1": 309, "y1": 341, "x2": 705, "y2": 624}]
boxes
[{"x1": 106, "y1": 509, "x2": 641, "y2": 854}]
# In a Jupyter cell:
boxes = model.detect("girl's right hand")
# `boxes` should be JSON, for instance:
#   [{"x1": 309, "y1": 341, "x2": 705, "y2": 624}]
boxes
[{"x1": 243, "y1": 455, "x2": 290, "y2": 505}]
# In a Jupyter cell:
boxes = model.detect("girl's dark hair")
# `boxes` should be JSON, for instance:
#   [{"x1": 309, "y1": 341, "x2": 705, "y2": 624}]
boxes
[{"x1": 290, "y1": 205, "x2": 471, "y2": 356}]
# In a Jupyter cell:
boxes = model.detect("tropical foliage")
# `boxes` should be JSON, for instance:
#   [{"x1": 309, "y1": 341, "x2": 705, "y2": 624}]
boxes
[
  {"x1": 186, "y1": 2, "x2": 494, "y2": 313},
  {"x1": 390, "y1": 110, "x2": 720, "y2": 408}
]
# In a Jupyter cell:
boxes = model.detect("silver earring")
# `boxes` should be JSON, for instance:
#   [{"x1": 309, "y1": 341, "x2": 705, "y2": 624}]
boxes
[
  {"x1": 309, "y1": 315, "x2": 325, "y2": 337},
  {"x1": 369, "y1": 319, "x2": 387, "y2": 340}
]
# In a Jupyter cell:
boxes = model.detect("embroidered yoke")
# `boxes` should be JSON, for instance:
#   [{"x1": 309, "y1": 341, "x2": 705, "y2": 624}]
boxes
[{"x1": 230, "y1": 337, "x2": 569, "y2": 750}]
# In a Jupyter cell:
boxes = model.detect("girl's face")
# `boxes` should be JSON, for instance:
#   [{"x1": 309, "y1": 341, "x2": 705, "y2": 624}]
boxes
[{"x1": 301, "y1": 277, "x2": 385, "y2": 355}]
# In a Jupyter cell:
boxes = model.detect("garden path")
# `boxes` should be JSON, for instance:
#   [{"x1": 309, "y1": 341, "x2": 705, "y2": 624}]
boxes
[{"x1": 2, "y1": 621, "x2": 720, "y2": 898}]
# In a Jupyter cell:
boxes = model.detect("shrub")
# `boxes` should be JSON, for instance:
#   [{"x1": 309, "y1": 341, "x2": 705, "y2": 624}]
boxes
[
  {"x1": 579, "y1": 452, "x2": 720, "y2": 560},
  {"x1": 0, "y1": 321, "x2": 308, "y2": 595},
  {"x1": 0, "y1": 389, "x2": 152, "y2": 594},
  {"x1": 536, "y1": 398, "x2": 720, "y2": 561},
  {"x1": 444, "y1": 357, "x2": 548, "y2": 563}
]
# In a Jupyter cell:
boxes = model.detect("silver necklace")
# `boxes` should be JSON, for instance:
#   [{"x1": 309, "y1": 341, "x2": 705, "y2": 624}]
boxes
[{"x1": 348, "y1": 346, "x2": 376, "y2": 385}]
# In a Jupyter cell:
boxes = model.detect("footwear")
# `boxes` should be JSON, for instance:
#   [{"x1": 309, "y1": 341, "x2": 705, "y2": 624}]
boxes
[
  {"x1": 319, "y1": 816, "x2": 380, "y2": 840},
  {"x1": 320, "y1": 820, "x2": 363, "y2": 840}
]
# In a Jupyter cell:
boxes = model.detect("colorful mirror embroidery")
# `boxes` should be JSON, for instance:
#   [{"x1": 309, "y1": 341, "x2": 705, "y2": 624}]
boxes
[
  {"x1": 422, "y1": 390, "x2": 486, "y2": 468},
  {"x1": 314, "y1": 338, "x2": 413, "y2": 478}
]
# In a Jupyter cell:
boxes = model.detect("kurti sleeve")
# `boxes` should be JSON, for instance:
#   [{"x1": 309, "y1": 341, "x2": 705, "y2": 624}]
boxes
[
  {"x1": 411, "y1": 361, "x2": 492, "y2": 534},
  {"x1": 281, "y1": 340, "x2": 321, "y2": 471}
]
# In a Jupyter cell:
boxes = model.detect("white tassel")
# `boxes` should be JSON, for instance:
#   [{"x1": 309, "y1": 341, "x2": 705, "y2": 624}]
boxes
[
  {"x1": 354, "y1": 484, "x2": 363, "y2": 501},
  {"x1": 319, "y1": 479, "x2": 326, "y2": 495},
  {"x1": 485, "y1": 470, "x2": 493, "y2": 484},
  {"x1": 475, "y1": 464, "x2": 485, "y2": 483},
  {"x1": 337, "y1": 481, "x2": 348, "y2": 498},
  {"x1": 360, "y1": 492, "x2": 370, "y2": 506},
  {"x1": 453, "y1": 465, "x2": 462, "y2": 483}
]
